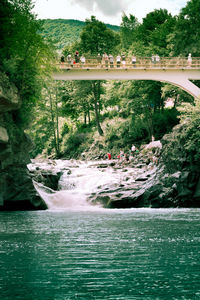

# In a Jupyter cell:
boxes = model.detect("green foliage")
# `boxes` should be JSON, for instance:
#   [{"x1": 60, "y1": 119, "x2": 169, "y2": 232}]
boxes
[
  {"x1": 61, "y1": 122, "x2": 70, "y2": 137},
  {"x1": 177, "y1": 99, "x2": 200, "y2": 163},
  {"x1": 138, "y1": 9, "x2": 175, "y2": 50},
  {"x1": 40, "y1": 19, "x2": 119, "y2": 50},
  {"x1": 152, "y1": 109, "x2": 179, "y2": 140},
  {"x1": 121, "y1": 117, "x2": 149, "y2": 145},
  {"x1": 0, "y1": 0, "x2": 55, "y2": 129},
  {"x1": 40, "y1": 19, "x2": 85, "y2": 50},
  {"x1": 62, "y1": 132, "x2": 88, "y2": 158},
  {"x1": 25, "y1": 1, "x2": 200, "y2": 159},
  {"x1": 80, "y1": 16, "x2": 120, "y2": 55},
  {"x1": 171, "y1": 0, "x2": 200, "y2": 56},
  {"x1": 161, "y1": 99, "x2": 200, "y2": 172},
  {"x1": 120, "y1": 13, "x2": 139, "y2": 48}
]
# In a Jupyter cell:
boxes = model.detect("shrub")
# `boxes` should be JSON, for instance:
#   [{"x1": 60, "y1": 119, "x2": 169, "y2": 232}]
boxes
[
  {"x1": 152, "y1": 108, "x2": 179, "y2": 140},
  {"x1": 61, "y1": 122, "x2": 70, "y2": 137},
  {"x1": 161, "y1": 99, "x2": 200, "y2": 172}
]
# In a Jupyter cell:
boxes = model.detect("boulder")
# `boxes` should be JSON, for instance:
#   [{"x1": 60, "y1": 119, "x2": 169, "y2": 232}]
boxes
[
  {"x1": 0, "y1": 72, "x2": 20, "y2": 112},
  {"x1": 145, "y1": 140, "x2": 162, "y2": 149},
  {"x1": 0, "y1": 72, "x2": 46, "y2": 210},
  {"x1": 194, "y1": 177, "x2": 200, "y2": 198},
  {"x1": 0, "y1": 127, "x2": 9, "y2": 143}
]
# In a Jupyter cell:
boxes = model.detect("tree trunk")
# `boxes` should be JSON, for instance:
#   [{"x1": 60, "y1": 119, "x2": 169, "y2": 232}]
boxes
[
  {"x1": 49, "y1": 92, "x2": 58, "y2": 156},
  {"x1": 146, "y1": 108, "x2": 153, "y2": 142},
  {"x1": 92, "y1": 81, "x2": 104, "y2": 136},
  {"x1": 173, "y1": 94, "x2": 180, "y2": 109},
  {"x1": 88, "y1": 109, "x2": 91, "y2": 124},
  {"x1": 84, "y1": 112, "x2": 87, "y2": 124},
  {"x1": 55, "y1": 86, "x2": 60, "y2": 157}
]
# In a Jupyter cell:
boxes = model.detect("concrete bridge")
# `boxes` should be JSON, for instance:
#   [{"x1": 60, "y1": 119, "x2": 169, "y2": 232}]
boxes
[{"x1": 53, "y1": 57, "x2": 200, "y2": 98}]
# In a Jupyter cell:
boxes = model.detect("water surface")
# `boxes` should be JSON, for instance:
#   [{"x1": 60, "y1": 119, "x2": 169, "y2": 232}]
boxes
[{"x1": 0, "y1": 208, "x2": 199, "y2": 299}]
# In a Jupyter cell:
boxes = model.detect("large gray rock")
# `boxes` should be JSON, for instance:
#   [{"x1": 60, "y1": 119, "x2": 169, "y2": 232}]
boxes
[
  {"x1": 0, "y1": 127, "x2": 9, "y2": 143},
  {"x1": 0, "y1": 72, "x2": 20, "y2": 112},
  {"x1": 0, "y1": 72, "x2": 47, "y2": 210}
]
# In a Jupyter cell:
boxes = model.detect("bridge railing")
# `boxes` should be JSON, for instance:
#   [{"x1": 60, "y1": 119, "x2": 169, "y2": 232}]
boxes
[{"x1": 58, "y1": 57, "x2": 200, "y2": 69}]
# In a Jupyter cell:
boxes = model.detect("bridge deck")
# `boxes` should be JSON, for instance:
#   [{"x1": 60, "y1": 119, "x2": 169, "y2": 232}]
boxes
[{"x1": 58, "y1": 57, "x2": 200, "y2": 70}]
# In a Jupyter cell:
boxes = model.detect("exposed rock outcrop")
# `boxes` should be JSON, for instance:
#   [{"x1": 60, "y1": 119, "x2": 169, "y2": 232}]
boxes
[
  {"x1": 28, "y1": 134, "x2": 200, "y2": 209},
  {"x1": 88, "y1": 134, "x2": 200, "y2": 208},
  {"x1": 0, "y1": 72, "x2": 47, "y2": 210},
  {"x1": 0, "y1": 72, "x2": 21, "y2": 112}
]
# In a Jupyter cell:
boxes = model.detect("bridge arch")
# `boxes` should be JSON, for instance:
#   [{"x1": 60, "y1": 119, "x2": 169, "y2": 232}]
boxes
[{"x1": 53, "y1": 57, "x2": 200, "y2": 99}]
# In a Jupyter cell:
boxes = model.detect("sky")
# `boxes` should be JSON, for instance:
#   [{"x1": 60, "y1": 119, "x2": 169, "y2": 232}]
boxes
[{"x1": 33, "y1": 0, "x2": 188, "y2": 25}]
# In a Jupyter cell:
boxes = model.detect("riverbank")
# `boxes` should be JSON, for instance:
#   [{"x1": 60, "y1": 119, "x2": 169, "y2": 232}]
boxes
[{"x1": 28, "y1": 135, "x2": 200, "y2": 209}]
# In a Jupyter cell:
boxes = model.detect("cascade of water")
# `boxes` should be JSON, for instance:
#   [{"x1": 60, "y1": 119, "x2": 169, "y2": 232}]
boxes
[{"x1": 32, "y1": 160, "x2": 122, "y2": 211}]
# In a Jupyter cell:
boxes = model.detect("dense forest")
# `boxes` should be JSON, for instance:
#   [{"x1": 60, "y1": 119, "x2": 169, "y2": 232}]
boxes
[
  {"x1": 1, "y1": 0, "x2": 200, "y2": 165},
  {"x1": 40, "y1": 19, "x2": 120, "y2": 50},
  {"x1": 26, "y1": 0, "x2": 200, "y2": 162}
]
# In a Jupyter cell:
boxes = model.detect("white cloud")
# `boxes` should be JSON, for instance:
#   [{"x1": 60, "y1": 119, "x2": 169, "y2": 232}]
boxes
[
  {"x1": 69, "y1": 0, "x2": 129, "y2": 16},
  {"x1": 32, "y1": 0, "x2": 187, "y2": 25},
  {"x1": 127, "y1": 0, "x2": 187, "y2": 21}
]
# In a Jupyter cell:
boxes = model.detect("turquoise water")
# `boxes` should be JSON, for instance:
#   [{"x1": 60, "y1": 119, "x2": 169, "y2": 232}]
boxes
[{"x1": 0, "y1": 208, "x2": 199, "y2": 299}]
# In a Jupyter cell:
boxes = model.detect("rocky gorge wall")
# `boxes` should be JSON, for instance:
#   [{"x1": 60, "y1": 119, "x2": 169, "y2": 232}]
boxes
[{"x1": 0, "y1": 72, "x2": 47, "y2": 210}]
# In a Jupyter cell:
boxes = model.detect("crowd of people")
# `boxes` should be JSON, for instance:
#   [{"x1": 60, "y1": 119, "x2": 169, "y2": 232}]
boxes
[
  {"x1": 106, "y1": 144, "x2": 139, "y2": 163},
  {"x1": 60, "y1": 51, "x2": 193, "y2": 68},
  {"x1": 60, "y1": 51, "x2": 138, "y2": 68}
]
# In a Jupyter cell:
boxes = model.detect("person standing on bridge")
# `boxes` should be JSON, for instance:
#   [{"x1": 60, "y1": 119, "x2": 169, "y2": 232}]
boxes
[
  {"x1": 80, "y1": 55, "x2": 86, "y2": 67},
  {"x1": 188, "y1": 53, "x2": 192, "y2": 67},
  {"x1": 109, "y1": 54, "x2": 114, "y2": 68},
  {"x1": 60, "y1": 55, "x2": 65, "y2": 68},
  {"x1": 151, "y1": 54, "x2": 156, "y2": 65},
  {"x1": 75, "y1": 51, "x2": 79, "y2": 64},
  {"x1": 122, "y1": 54, "x2": 126, "y2": 68},
  {"x1": 132, "y1": 55, "x2": 136, "y2": 67},
  {"x1": 67, "y1": 54, "x2": 72, "y2": 67},
  {"x1": 103, "y1": 53, "x2": 109, "y2": 68},
  {"x1": 97, "y1": 53, "x2": 102, "y2": 66},
  {"x1": 116, "y1": 55, "x2": 121, "y2": 67},
  {"x1": 155, "y1": 54, "x2": 160, "y2": 65}
]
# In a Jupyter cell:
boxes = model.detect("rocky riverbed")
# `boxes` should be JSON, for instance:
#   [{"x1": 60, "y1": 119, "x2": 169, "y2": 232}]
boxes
[{"x1": 28, "y1": 138, "x2": 200, "y2": 209}]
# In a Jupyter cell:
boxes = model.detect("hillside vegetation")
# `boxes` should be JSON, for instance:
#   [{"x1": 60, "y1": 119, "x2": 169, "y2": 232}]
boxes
[
  {"x1": 27, "y1": 1, "x2": 200, "y2": 161},
  {"x1": 40, "y1": 19, "x2": 119, "y2": 50}
]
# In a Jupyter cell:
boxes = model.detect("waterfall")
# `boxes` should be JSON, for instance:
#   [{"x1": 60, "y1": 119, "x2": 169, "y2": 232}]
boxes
[{"x1": 31, "y1": 160, "x2": 121, "y2": 211}]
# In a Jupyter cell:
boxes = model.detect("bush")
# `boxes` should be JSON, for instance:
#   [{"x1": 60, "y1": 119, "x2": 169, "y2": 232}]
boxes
[
  {"x1": 62, "y1": 132, "x2": 88, "y2": 158},
  {"x1": 61, "y1": 122, "x2": 70, "y2": 137},
  {"x1": 161, "y1": 99, "x2": 200, "y2": 172},
  {"x1": 152, "y1": 108, "x2": 179, "y2": 140},
  {"x1": 119, "y1": 118, "x2": 149, "y2": 147}
]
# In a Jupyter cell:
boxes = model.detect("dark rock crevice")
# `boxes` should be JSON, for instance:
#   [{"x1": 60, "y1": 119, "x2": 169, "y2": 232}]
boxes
[{"x1": 0, "y1": 72, "x2": 47, "y2": 210}]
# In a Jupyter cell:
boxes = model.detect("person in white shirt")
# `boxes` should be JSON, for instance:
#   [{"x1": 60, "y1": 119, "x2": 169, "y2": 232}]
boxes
[
  {"x1": 187, "y1": 53, "x2": 192, "y2": 67},
  {"x1": 116, "y1": 55, "x2": 121, "y2": 68}
]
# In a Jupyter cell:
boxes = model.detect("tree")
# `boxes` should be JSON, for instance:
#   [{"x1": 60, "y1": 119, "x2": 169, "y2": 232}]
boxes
[
  {"x1": 0, "y1": 0, "x2": 55, "y2": 128},
  {"x1": 120, "y1": 13, "x2": 139, "y2": 49},
  {"x1": 62, "y1": 81, "x2": 92, "y2": 125},
  {"x1": 138, "y1": 9, "x2": 175, "y2": 55},
  {"x1": 171, "y1": 0, "x2": 200, "y2": 56},
  {"x1": 91, "y1": 81, "x2": 104, "y2": 135},
  {"x1": 67, "y1": 80, "x2": 104, "y2": 136},
  {"x1": 80, "y1": 16, "x2": 119, "y2": 55}
]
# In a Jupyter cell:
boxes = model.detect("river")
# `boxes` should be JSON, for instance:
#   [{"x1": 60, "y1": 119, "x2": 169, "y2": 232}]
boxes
[{"x1": 0, "y1": 160, "x2": 200, "y2": 299}]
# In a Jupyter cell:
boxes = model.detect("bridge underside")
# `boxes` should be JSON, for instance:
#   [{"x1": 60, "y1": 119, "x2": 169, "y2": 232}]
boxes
[{"x1": 53, "y1": 68, "x2": 200, "y2": 99}]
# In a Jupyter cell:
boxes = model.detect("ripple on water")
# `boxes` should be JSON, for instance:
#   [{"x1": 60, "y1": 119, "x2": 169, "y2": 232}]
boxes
[{"x1": 0, "y1": 209, "x2": 199, "y2": 299}]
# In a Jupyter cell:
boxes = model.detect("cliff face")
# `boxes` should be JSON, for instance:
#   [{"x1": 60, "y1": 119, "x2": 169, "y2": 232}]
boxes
[{"x1": 0, "y1": 72, "x2": 47, "y2": 210}]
